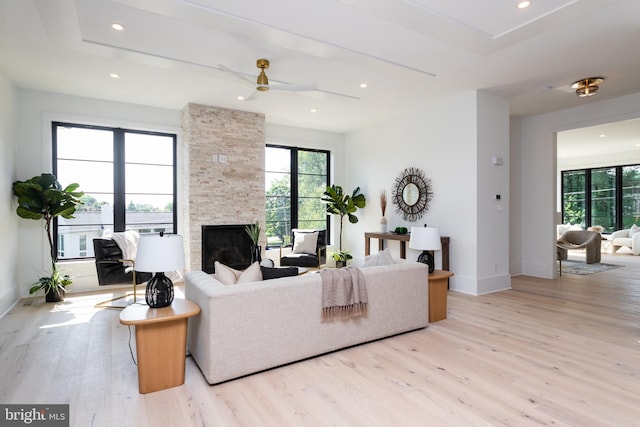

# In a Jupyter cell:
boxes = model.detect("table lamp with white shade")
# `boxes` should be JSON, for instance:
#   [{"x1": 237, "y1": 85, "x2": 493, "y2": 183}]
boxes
[
  {"x1": 135, "y1": 233, "x2": 185, "y2": 308},
  {"x1": 409, "y1": 226, "x2": 441, "y2": 273}
]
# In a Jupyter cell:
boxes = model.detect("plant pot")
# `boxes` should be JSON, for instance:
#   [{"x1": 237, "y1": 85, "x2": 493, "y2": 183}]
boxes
[
  {"x1": 45, "y1": 287, "x2": 65, "y2": 303},
  {"x1": 250, "y1": 245, "x2": 262, "y2": 264},
  {"x1": 335, "y1": 260, "x2": 347, "y2": 268}
]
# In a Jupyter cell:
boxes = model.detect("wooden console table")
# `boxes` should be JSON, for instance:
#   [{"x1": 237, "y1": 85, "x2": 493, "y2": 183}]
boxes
[{"x1": 364, "y1": 232, "x2": 450, "y2": 271}]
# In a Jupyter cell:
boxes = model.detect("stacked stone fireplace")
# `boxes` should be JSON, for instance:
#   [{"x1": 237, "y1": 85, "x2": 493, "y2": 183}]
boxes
[{"x1": 182, "y1": 103, "x2": 266, "y2": 272}]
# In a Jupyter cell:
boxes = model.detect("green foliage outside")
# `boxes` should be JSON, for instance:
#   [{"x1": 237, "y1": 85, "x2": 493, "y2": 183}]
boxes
[
  {"x1": 562, "y1": 166, "x2": 640, "y2": 232},
  {"x1": 266, "y1": 150, "x2": 327, "y2": 245}
]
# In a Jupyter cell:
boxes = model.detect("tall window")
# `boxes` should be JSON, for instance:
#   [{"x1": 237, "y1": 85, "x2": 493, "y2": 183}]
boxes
[
  {"x1": 561, "y1": 164, "x2": 640, "y2": 232},
  {"x1": 53, "y1": 122, "x2": 177, "y2": 260},
  {"x1": 265, "y1": 145, "x2": 329, "y2": 247}
]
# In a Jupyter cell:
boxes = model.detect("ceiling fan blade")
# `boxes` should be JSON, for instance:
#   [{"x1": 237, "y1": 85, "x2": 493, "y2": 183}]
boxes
[
  {"x1": 218, "y1": 64, "x2": 254, "y2": 86},
  {"x1": 269, "y1": 84, "x2": 318, "y2": 92},
  {"x1": 243, "y1": 91, "x2": 260, "y2": 101}
]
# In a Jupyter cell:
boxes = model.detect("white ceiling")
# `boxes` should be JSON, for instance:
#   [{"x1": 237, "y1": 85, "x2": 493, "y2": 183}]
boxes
[{"x1": 1, "y1": 0, "x2": 640, "y2": 138}]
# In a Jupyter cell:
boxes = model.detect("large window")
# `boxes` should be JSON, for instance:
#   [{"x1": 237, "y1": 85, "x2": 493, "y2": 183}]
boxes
[
  {"x1": 561, "y1": 164, "x2": 640, "y2": 232},
  {"x1": 265, "y1": 145, "x2": 329, "y2": 247},
  {"x1": 53, "y1": 122, "x2": 177, "y2": 260}
]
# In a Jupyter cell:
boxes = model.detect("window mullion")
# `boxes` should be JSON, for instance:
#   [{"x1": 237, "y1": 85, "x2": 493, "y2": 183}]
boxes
[{"x1": 113, "y1": 129, "x2": 126, "y2": 232}]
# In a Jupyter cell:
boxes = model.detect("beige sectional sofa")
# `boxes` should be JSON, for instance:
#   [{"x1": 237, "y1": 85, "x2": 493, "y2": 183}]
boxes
[{"x1": 185, "y1": 262, "x2": 429, "y2": 385}]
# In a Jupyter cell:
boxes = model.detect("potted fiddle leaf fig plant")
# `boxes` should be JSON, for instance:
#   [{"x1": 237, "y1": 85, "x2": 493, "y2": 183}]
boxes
[
  {"x1": 12, "y1": 173, "x2": 83, "y2": 302},
  {"x1": 245, "y1": 221, "x2": 262, "y2": 263},
  {"x1": 322, "y1": 184, "x2": 366, "y2": 266}
]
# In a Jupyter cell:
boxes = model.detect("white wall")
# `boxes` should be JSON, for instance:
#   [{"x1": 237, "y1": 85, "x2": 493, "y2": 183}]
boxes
[
  {"x1": 475, "y1": 92, "x2": 511, "y2": 294},
  {"x1": 0, "y1": 69, "x2": 19, "y2": 315},
  {"x1": 513, "y1": 91, "x2": 640, "y2": 278},
  {"x1": 345, "y1": 90, "x2": 511, "y2": 295}
]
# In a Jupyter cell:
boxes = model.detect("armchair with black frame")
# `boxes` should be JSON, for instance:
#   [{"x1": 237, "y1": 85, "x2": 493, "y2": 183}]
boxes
[
  {"x1": 279, "y1": 229, "x2": 327, "y2": 269},
  {"x1": 93, "y1": 238, "x2": 152, "y2": 309}
]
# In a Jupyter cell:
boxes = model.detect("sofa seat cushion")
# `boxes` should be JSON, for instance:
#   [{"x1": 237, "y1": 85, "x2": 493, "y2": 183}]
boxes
[{"x1": 613, "y1": 237, "x2": 632, "y2": 247}]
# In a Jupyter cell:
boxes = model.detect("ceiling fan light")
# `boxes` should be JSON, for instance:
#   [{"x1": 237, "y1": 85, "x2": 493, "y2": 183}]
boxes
[
  {"x1": 571, "y1": 77, "x2": 604, "y2": 97},
  {"x1": 577, "y1": 85, "x2": 598, "y2": 97}
]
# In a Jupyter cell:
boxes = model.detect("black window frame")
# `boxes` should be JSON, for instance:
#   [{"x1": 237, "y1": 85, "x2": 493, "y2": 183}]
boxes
[
  {"x1": 52, "y1": 121, "x2": 178, "y2": 260},
  {"x1": 265, "y1": 144, "x2": 331, "y2": 248},
  {"x1": 561, "y1": 162, "x2": 640, "y2": 232}
]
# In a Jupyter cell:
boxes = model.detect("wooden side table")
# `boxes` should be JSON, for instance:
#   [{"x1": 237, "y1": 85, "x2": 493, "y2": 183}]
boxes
[
  {"x1": 119, "y1": 299, "x2": 200, "y2": 394},
  {"x1": 428, "y1": 270, "x2": 454, "y2": 322}
]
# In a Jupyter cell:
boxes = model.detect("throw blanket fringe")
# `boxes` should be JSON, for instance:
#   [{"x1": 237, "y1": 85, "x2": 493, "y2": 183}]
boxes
[{"x1": 320, "y1": 266, "x2": 368, "y2": 320}]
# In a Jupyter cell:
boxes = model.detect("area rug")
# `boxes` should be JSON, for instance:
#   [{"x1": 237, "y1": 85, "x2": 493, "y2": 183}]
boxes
[{"x1": 559, "y1": 260, "x2": 623, "y2": 275}]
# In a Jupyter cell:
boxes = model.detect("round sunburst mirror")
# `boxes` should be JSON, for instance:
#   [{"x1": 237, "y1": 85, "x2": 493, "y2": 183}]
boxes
[{"x1": 392, "y1": 167, "x2": 432, "y2": 221}]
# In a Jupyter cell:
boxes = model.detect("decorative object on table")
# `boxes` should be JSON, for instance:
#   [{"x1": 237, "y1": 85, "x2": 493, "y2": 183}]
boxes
[
  {"x1": 409, "y1": 225, "x2": 441, "y2": 273},
  {"x1": 322, "y1": 184, "x2": 366, "y2": 251},
  {"x1": 135, "y1": 233, "x2": 185, "y2": 308},
  {"x1": 12, "y1": 173, "x2": 83, "y2": 302},
  {"x1": 379, "y1": 190, "x2": 387, "y2": 233},
  {"x1": 392, "y1": 167, "x2": 432, "y2": 221},
  {"x1": 394, "y1": 226, "x2": 408, "y2": 235},
  {"x1": 332, "y1": 250, "x2": 353, "y2": 268},
  {"x1": 245, "y1": 221, "x2": 262, "y2": 263}
]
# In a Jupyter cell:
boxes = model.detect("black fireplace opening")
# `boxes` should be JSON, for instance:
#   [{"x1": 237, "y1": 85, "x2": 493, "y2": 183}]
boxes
[{"x1": 202, "y1": 224, "x2": 253, "y2": 273}]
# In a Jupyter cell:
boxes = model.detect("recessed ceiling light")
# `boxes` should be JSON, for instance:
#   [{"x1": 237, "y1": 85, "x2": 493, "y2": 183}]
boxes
[
  {"x1": 517, "y1": 1, "x2": 531, "y2": 9},
  {"x1": 599, "y1": 134, "x2": 606, "y2": 138},
  {"x1": 237, "y1": 96, "x2": 245, "y2": 101},
  {"x1": 360, "y1": 83, "x2": 368, "y2": 88},
  {"x1": 109, "y1": 73, "x2": 120, "y2": 79},
  {"x1": 110, "y1": 22, "x2": 125, "y2": 31},
  {"x1": 310, "y1": 109, "x2": 317, "y2": 113}
]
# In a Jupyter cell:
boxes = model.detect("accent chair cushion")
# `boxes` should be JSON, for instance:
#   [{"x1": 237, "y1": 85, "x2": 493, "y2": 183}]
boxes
[
  {"x1": 292, "y1": 230, "x2": 318, "y2": 254},
  {"x1": 215, "y1": 261, "x2": 262, "y2": 285},
  {"x1": 629, "y1": 224, "x2": 639, "y2": 237}
]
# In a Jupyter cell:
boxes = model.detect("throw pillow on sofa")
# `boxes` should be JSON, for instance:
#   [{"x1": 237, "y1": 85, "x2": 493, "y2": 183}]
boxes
[
  {"x1": 215, "y1": 261, "x2": 262, "y2": 285},
  {"x1": 363, "y1": 248, "x2": 396, "y2": 267},
  {"x1": 260, "y1": 266, "x2": 299, "y2": 280},
  {"x1": 629, "y1": 224, "x2": 640, "y2": 237}
]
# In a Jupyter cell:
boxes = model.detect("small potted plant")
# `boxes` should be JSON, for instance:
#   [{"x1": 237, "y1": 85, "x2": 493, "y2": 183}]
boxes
[
  {"x1": 245, "y1": 221, "x2": 262, "y2": 263},
  {"x1": 12, "y1": 173, "x2": 83, "y2": 302},
  {"x1": 332, "y1": 250, "x2": 353, "y2": 268}
]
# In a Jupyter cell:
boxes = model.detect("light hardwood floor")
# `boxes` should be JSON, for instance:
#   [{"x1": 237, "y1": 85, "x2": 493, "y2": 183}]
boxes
[{"x1": 1, "y1": 252, "x2": 639, "y2": 426}]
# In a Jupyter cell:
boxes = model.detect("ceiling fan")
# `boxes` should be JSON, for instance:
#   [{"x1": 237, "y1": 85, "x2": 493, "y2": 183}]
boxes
[{"x1": 219, "y1": 59, "x2": 318, "y2": 101}]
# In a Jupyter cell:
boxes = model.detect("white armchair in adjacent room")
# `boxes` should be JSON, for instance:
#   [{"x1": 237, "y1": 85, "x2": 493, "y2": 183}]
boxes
[{"x1": 611, "y1": 225, "x2": 640, "y2": 255}]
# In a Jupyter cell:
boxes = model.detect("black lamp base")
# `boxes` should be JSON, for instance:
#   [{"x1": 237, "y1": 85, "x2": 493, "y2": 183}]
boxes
[
  {"x1": 417, "y1": 251, "x2": 435, "y2": 274},
  {"x1": 145, "y1": 272, "x2": 174, "y2": 308}
]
